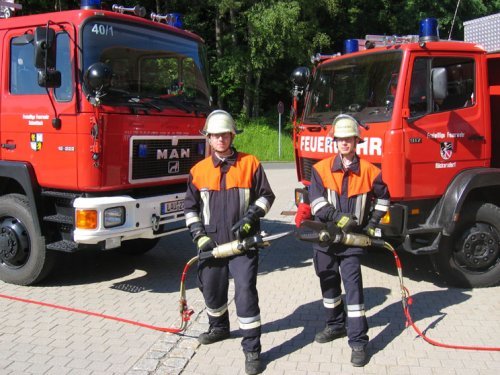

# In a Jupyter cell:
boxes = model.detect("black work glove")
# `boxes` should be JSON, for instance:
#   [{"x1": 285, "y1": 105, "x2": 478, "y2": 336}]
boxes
[
  {"x1": 363, "y1": 220, "x2": 379, "y2": 237},
  {"x1": 334, "y1": 213, "x2": 357, "y2": 233},
  {"x1": 189, "y1": 222, "x2": 206, "y2": 242},
  {"x1": 196, "y1": 235, "x2": 217, "y2": 253},
  {"x1": 231, "y1": 205, "x2": 264, "y2": 241}
]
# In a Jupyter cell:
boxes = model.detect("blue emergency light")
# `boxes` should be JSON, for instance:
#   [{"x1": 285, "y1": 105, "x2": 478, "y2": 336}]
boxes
[
  {"x1": 419, "y1": 18, "x2": 439, "y2": 42},
  {"x1": 344, "y1": 39, "x2": 359, "y2": 54},
  {"x1": 168, "y1": 13, "x2": 183, "y2": 28},
  {"x1": 81, "y1": 0, "x2": 101, "y2": 9}
]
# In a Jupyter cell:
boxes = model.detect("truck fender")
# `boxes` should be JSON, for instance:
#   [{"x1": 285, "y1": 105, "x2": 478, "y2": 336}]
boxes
[
  {"x1": 0, "y1": 161, "x2": 42, "y2": 233},
  {"x1": 428, "y1": 168, "x2": 500, "y2": 236}
]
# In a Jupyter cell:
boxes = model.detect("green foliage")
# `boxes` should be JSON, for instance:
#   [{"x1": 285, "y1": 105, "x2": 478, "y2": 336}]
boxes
[
  {"x1": 233, "y1": 117, "x2": 294, "y2": 161},
  {"x1": 14, "y1": 0, "x2": 500, "y2": 118}
]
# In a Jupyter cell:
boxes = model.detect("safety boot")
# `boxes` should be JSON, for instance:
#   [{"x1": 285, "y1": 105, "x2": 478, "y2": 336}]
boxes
[
  {"x1": 314, "y1": 326, "x2": 346, "y2": 343},
  {"x1": 351, "y1": 347, "x2": 368, "y2": 367},
  {"x1": 198, "y1": 328, "x2": 230, "y2": 345},
  {"x1": 244, "y1": 351, "x2": 263, "y2": 375}
]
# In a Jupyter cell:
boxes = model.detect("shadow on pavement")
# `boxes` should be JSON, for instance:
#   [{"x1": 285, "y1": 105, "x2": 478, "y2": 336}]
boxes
[
  {"x1": 367, "y1": 287, "x2": 471, "y2": 356},
  {"x1": 256, "y1": 286, "x2": 471, "y2": 364},
  {"x1": 37, "y1": 230, "x2": 198, "y2": 293}
]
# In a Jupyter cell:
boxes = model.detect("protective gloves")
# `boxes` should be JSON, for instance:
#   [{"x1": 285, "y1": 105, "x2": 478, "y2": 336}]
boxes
[
  {"x1": 295, "y1": 203, "x2": 312, "y2": 228},
  {"x1": 363, "y1": 220, "x2": 379, "y2": 237},
  {"x1": 196, "y1": 235, "x2": 217, "y2": 253},
  {"x1": 231, "y1": 205, "x2": 264, "y2": 240},
  {"x1": 335, "y1": 213, "x2": 358, "y2": 233}
]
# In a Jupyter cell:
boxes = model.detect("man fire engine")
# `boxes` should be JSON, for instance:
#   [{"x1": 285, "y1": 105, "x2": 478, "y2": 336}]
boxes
[
  {"x1": 291, "y1": 14, "x2": 500, "y2": 288},
  {"x1": 0, "y1": 1, "x2": 212, "y2": 285}
]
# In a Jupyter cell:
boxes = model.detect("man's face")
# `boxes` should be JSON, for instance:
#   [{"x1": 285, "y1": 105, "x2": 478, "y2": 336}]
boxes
[
  {"x1": 335, "y1": 136, "x2": 357, "y2": 157},
  {"x1": 209, "y1": 132, "x2": 233, "y2": 153}
]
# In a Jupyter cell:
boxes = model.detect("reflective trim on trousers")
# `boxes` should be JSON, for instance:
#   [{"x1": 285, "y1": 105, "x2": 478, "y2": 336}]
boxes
[
  {"x1": 238, "y1": 314, "x2": 261, "y2": 330},
  {"x1": 207, "y1": 303, "x2": 228, "y2": 317},
  {"x1": 323, "y1": 296, "x2": 342, "y2": 309},
  {"x1": 347, "y1": 304, "x2": 366, "y2": 317}
]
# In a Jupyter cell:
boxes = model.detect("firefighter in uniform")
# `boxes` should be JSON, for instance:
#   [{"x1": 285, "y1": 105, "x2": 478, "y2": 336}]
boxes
[
  {"x1": 184, "y1": 110, "x2": 275, "y2": 375},
  {"x1": 295, "y1": 114, "x2": 390, "y2": 367}
]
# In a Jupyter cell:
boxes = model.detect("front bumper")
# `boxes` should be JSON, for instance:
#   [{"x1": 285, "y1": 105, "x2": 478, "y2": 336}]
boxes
[{"x1": 73, "y1": 192, "x2": 186, "y2": 249}]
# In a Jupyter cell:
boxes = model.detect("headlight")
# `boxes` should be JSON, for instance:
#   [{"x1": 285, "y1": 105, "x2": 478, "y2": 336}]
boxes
[{"x1": 104, "y1": 206, "x2": 125, "y2": 228}]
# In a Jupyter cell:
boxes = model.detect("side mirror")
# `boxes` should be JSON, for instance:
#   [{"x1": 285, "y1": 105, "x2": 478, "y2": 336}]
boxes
[
  {"x1": 431, "y1": 67, "x2": 447, "y2": 100},
  {"x1": 290, "y1": 67, "x2": 310, "y2": 89},
  {"x1": 38, "y1": 70, "x2": 61, "y2": 88},
  {"x1": 84, "y1": 62, "x2": 112, "y2": 95},
  {"x1": 34, "y1": 27, "x2": 57, "y2": 69}
]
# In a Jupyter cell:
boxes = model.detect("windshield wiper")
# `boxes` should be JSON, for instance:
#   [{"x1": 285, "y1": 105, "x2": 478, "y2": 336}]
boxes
[{"x1": 179, "y1": 97, "x2": 213, "y2": 115}]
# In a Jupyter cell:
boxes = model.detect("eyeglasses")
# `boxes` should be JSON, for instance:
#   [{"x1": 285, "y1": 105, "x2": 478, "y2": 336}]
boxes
[{"x1": 209, "y1": 133, "x2": 232, "y2": 139}]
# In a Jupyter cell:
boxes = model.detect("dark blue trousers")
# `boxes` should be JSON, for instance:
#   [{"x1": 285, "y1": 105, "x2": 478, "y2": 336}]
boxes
[
  {"x1": 313, "y1": 249, "x2": 368, "y2": 349},
  {"x1": 198, "y1": 252, "x2": 261, "y2": 353}
]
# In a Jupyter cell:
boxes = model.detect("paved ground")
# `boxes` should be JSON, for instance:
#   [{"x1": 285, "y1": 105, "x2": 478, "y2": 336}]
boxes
[{"x1": 1, "y1": 162, "x2": 499, "y2": 375}]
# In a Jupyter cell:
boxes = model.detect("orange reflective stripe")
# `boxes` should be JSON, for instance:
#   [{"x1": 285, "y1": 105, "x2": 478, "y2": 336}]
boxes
[
  {"x1": 314, "y1": 157, "x2": 381, "y2": 198},
  {"x1": 190, "y1": 153, "x2": 259, "y2": 191}
]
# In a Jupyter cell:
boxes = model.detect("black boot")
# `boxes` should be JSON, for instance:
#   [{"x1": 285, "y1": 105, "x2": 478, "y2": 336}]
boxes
[
  {"x1": 198, "y1": 328, "x2": 230, "y2": 345},
  {"x1": 314, "y1": 326, "x2": 347, "y2": 343},
  {"x1": 351, "y1": 347, "x2": 368, "y2": 367},
  {"x1": 244, "y1": 351, "x2": 262, "y2": 375}
]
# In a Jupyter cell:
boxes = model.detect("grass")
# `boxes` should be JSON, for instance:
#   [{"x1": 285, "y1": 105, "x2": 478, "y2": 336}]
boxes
[{"x1": 233, "y1": 117, "x2": 294, "y2": 161}]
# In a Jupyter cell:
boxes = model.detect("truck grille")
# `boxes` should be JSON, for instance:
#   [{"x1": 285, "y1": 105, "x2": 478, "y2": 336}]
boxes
[
  {"x1": 300, "y1": 157, "x2": 318, "y2": 182},
  {"x1": 130, "y1": 136, "x2": 207, "y2": 183}
]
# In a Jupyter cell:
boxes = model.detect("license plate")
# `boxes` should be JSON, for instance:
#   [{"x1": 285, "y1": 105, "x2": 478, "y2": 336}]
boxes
[{"x1": 161, "y1": 199, "x2": 184, "y2": 214}]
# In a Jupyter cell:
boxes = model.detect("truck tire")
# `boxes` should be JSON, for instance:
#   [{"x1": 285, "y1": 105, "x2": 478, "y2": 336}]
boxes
[
  {"x1": 435, "y1": 202, "x2": 500, "y2": 288},
  {"x1": 0, "y1": 194, "x2": 54, "y2": 285},
  {"x1": 117, "y1": 238, "x2": 160, "y2": 255}
]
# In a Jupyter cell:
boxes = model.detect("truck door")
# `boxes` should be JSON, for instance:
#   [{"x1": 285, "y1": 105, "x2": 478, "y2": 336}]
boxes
[
  {"x1": 1, "y1": 25, "x2": 77, "y2": 189},
  {"x1": 402, "y1": 54, "x2": 485, "y2": 198}
]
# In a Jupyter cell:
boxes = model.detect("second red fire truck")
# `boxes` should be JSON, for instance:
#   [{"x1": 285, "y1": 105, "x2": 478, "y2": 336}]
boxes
[{"x1": 291, "y1": 14, "x2": 500, "y2": 288}]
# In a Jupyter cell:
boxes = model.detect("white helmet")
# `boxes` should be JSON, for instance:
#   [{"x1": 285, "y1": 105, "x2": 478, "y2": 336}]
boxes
[
  {"x1": 332, "y1": 114, "x2": 364, "y2": 143},
  {"x1": 202, "y1": 110, "x2": 240, "y2": 135}
]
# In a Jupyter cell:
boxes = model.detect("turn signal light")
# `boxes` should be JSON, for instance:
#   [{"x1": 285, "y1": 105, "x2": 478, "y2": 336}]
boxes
[
  {"x1": 380, "y1": 211, "x2": 391, "y2": 224},
  {"x1": 76, "y1": 209, "x2": 98, "y2": 229}
]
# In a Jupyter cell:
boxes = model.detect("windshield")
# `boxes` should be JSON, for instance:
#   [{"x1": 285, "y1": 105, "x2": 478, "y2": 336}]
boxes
[
  {"x1": 82, "y1": 19, "x2": 211, "y2": 111},
  {"x1": 303, "y1": 51, "x2": 402, "y2": 124}
]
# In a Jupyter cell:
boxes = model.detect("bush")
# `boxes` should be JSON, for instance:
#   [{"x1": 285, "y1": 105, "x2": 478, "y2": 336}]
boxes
[{"x1": 233, "y1": 117, "x2": 294, "y2": 161}]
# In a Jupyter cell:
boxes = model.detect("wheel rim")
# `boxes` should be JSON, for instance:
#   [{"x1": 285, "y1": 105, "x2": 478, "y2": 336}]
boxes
[
  {"x1": 454, "y1": 222, "x2": 500, "y2": 273},
  {"x1": 0, "y1": 216, "x2": 30, "y2": 268}
]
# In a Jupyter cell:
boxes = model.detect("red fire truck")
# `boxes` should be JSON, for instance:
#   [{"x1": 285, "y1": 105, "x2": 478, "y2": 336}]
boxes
[
  {"x1": 291, "y1": 14, "x2": 500, "y2": 287},
  {"x1": 0, "y1": 1, "x2": 211, "y2": 285}
]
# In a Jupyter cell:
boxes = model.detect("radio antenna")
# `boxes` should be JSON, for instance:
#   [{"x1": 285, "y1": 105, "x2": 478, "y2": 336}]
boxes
[{"x1": 448, "y1": 0, "x2": 462, "y2": 40}]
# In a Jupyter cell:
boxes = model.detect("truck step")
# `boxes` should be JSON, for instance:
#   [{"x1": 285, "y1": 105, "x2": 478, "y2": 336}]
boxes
[
  {"x1": 43, "y1": 214, "x2": 74, "y2": 225},
  {"x1": 46, "y1": 240, "x2": 78, "y2": 252},
  {"x1": 41, "y1": 190, "x2": 81, "y2": 200},
  {"x1": 406, "y1": 226, "x2": 442, "y2": 235}
]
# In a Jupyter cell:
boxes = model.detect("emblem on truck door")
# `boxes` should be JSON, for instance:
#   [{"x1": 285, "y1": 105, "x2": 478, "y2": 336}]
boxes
[{"x1": 440, "y1": 142, "x2": 453, "y2": 160}]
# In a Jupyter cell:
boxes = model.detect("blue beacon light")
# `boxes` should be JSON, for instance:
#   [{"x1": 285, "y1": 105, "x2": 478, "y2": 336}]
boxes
[
  {"x1": 344, "y1": 39, "x2": 359, "y2": 54},
  {"x1": 81, "y1": 0, "x2": 101, "y2": 9},
  {"x1": 419, "y1": 18, "x2": 439, "y2": 42}
]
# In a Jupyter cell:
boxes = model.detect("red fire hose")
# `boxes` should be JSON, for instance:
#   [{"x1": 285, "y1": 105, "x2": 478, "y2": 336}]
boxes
[
  {"x1": 0, "y1": 255, "x2": 198, "y2": 333},
  {"x1": 383, "y1": 241, "x2": 500, "y2": 351},
  {"x1": 0, "y1": 234, "x2": 499, "y2": 352}
]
